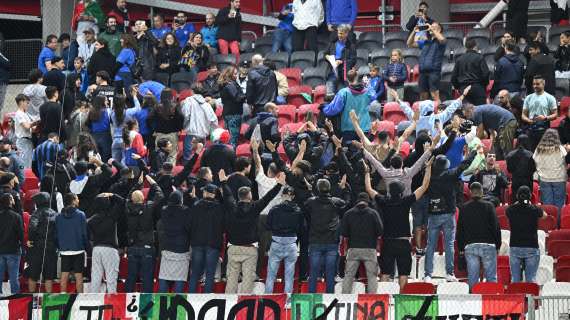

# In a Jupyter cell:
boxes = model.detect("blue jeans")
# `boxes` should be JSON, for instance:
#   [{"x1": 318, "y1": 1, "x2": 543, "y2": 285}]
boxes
[
  {"x1": 125, "y1": 247, "x2": 155, "y2": 293},
  {"x1": 308, "y1": 244, "x2": 338, "y2": 293},
  {"x1": 465, "y1": 244, "x2": 497, "y2": 289},
  {"x1": 265, "y1": 237, "x2": 298, "y2": 293},
  {"x1": 271, "y1": 28, "x2": 292, "y2": 54},
  {"x1": 0, "y1": 254, "x2": 20, "y2": 294},
  {"x1": 425, "y1": 213, "x2": 456, "y2": 277},
  {"x1": 510, "y1": 247, "x2": 540, "y2": 283},
  {"x1": 111, "y1": 139, "x2": 123, "y2": 163},
  {"x1": 188, "y1": 246, "x2": 219, "y2": 293},
  {"x1": 158, "y1": 279, "x2": 185, "y2": 293},
  {"x1": 540, "y1": 181, "x2": 566, "y2": 212},
  {"x1": 92, "y1": 131, "x2": 112, "y2": 162},
  {"x1": 224, "y1": 115, "x2": 241, "y2": 148},
  {"x1": 183, "y1": 135, "x2": 205, "y2": 162}
]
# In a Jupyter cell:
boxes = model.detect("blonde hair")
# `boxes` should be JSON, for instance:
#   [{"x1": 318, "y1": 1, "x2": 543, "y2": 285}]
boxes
[
  {"x1": 218, "y1": 65, "x2": 237, "y2": 86},
  {"x1": 391, "y1": 49, "x2": 403, "y2": 62},
  {"x1": 535, "y1": 129, "x2": 562, "y2": 154}
]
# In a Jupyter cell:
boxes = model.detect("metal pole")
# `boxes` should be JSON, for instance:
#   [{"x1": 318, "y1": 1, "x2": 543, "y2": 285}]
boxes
[
  {"x1": 262, "y1": 0, "x2": 267, "y2": 34},
  {"x1": 150, "y1": 7, "x2": 154, "y2": 28},
  {"x1": 381, "y1": 0, "x2": 386, "y2": 45},
  {"x1": 527, "y1": 295, "x2": 535, "y2": 320}
]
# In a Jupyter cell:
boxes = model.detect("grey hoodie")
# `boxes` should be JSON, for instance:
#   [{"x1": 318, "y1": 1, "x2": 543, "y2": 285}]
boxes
[{"x1": 181, "y1": 94, "x2": 218, "y2": 138}]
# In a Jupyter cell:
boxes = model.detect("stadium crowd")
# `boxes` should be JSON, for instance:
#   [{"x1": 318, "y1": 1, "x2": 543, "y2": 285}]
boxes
[{"x1": 0, "y1": 0, "x2": 569, "y2": 296}]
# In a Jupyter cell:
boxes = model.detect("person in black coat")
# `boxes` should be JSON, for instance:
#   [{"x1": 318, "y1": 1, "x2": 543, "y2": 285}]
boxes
[
  {"x1": 156, "y1": 32, "x2": 182, "y2": 77},
  {"x1": 215, "y1": 0, "x2": 242, "y2": 60},
  {"x1": 451, "y1": 39, "x2": 490, "y2": 106},
  {"x1": 506, "y1": 134, "x2": 536, "y2": 198},
  {"x1": 525, "y1": 42, "x2": 556, "y2": 95},
  {"x1": 69, "y1": 158, "x2": 113, "y2": 217},
  {"x1": 180, "y1": 33, "x2": 210, "y2": 73},
  {"x1": 219, "y1": 66, "x2": 245, "y2": 147},
  {"x1": 0, "y1": 193, "x2": 23, "y2": 294},
  {"x1": 87, "y1": 39, "x2": 116, "y2": 85},
  {"x1": 558, "y1": 108, "x2": 570, "y2": 145},
  {"x1": 325, "y1": 24, "x2": 357, "y2": 95},
  {"x1": 405, "y1": 1, "x2": 433, "y2": 32},
  {"x1": 134, "y1": 20, "x2": 159, "y2": 81},
  {"x1": 201, "y1": 136, "x2": 237, "y2": 182},
  {"x1": 246, "y1": 55, "x2": 278, "y2": 115},
  {"x1": 506, "y1": 0, "x2": 530, "y2": 41},
  {"x1": 554, "y1": 31, "x2": 570, "y2": 73}
]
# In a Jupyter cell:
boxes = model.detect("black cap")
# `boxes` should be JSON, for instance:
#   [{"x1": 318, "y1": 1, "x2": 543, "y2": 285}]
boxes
[
  {"x1": 201, "y1": 183, "x2": 218, "y2": 194},
  {"x1": 283, "y1": 185, "x2": 295, "y2": 195}
]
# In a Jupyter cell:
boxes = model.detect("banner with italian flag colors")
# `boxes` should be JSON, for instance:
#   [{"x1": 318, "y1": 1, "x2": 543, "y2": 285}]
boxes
[
  {"x1": 0, "y1": 294, "x2": 34, "y2": 320},
  {"x1": 291, "y1": 294, "x2": 390, "y2": 320},
  {"x1": 394, "y1": 294, "x2": 526, "y2": 320}
]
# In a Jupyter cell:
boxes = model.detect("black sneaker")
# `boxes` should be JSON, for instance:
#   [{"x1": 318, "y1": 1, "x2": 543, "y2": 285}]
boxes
[{"x1": 416, "y1": 248, "x2": 426, "y2": 256}]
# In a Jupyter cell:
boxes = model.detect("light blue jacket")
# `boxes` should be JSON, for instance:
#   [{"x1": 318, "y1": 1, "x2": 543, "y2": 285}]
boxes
[
  {"x1": 323, "y1": 85, "x2": 371, "y2": 133},
  {"x1": 398, "y1": 99, "x2": 462, "y2": 137}
]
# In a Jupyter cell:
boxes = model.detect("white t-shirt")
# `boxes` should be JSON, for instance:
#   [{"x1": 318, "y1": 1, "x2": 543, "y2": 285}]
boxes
[
  {"x1": 256, "y1": 172, "x2": 283, "y2": 216},
  {"x1": 14, "y1": 110, "x2": 34, "y2": 139}
]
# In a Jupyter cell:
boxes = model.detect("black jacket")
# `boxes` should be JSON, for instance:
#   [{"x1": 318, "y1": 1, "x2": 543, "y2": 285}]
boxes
[
  {"x1": 202, "y1": 75, "x2": 221, "y2": 99},
  {"x1": 559, "y1": 117, "x2": 570, "y2": 145},
  {"x1": 157, "y1": 202, "x2": 192, "y2": 253},
  {"x1": 43, "y1": 69, "x2": 66, "y2": 93},
  {"x1": 326, "y1": 35, "x2": 357, "y2": 83},
  {"x1": 71, "y1": 164, "x2": 113, "y2": 217},
  {"x1": 341, "y1": 202, "x2": 383, "y2": 249},
  {"x1": 136, "y1": 30, "x2": 158, "y2": 81},
  {"x1": 180, "y1": 44, "x2": 209, "y2": 73},
  {"x1": 190, "y1": 197, "x2": 225, "y2": 249},
  {"x1": 304, "y1": 194, "x2": 348, "y2": 244},
  {"x1": 29, "y1": 193, "x2": 58, "y2": 252},
  {"x1": 245, "y1": 112, "x2": 280, "y2": 144},
  {"x1": 156, "y1": 45, "x2": 182, "y2": 75},
  {"x1": 220, "y1": 80, "x2": 245, "y2": 116},
  {"x1": 0, "y1": 206, "x2": 23, "y2": 254},
  {"x1": 470, "y1": 168, "x2": 509, "y2": 199},
  {"x1": 494, "y1": 45, "x2": 521, "y2": 62},
  {"x1": 126, "y1": 183, "x2": 164, "y2": 247},
  {"x1": 405, "y1": 14, "x2": 434, "y2": 32},
  {"x1": 451, "y1": 50, "x2": 490, "y2": 89},
  {"x1": 0, "y1": 50, "x2": 9, "y2": 83},
  {"x1": 148, "y1": 107, "x2": 184, "y2": 134},
  {"x1": 266, "y1": 200, "x2": 303, "y2": 237},
  {"x1": 555, "y1": 44, "x2": 570, "y2": 72},
  {"x1": 87, "y1": 194, "x2": 125, "y2": 248},
  {"x1": 525, "y1": 54, "x2": 556, "y2": 95},
  {"x1": 215, "y1": 6, "x2": 242, "y2": 42},
  {"x1": 506, "y1": 146, "x2": 536, "y2": 192},
  {"x1": 491, "y1": 53, "x2": 524, "y2": 97},
  {"x1": 87, "y1": 48, "x2": 116, "y2": 85},
  {"x1": 201, "y1": 143, "x2": 237, "y2": 180},
  {"x1": 222, "y1": 181, "x2": 282, "y2": 245},
  {"x1": 246, "y1": 65, "x2": 278, "y2": 112},
  {"x1": 271, "y1": 150, "x2": 313, "y2": 206},
  {"x1": 456, "y1": 198, "x2": 501, "y2": 251},
  {"x1": 150, "y1": 148, "x2": 170, "y2": 174}
]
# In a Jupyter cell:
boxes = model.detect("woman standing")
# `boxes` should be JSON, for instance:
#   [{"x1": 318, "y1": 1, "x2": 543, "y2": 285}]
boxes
[
  {"x1": 87, "y1": 39, "x2": 116, "y2": 85},
  {"x1": 72, "y1": 132, "x2": 101, "y2": 163},
  {"x1": 122, "y1": 119, "x2": 147, "y2": 167},
  {"x1": 147, "y1": 89, "x2": 184, "y2": 164},
  {"x1": 156, "y1": 32, "x2": 181, "y2": 83},
  {"x1": 506, "y1": 186, "x2": 546, "y2": 282},
  {"x1": 533, "y1": 129, "x2": 568, "y2": 216},
  {"x1": 219, "y1": 66, "x2": 245, "y2": 147},
  {"x1": 215, "y1": 0, "x2": 242, "y2": 61},
  {"x1": 180, "y1": 32, "x2": 210, "y2": 74},
  {"x1": 86, "y1": 95, "x2": 112, "y2": 161},
  {"x1": 110, "y1": 95, "x2": 127, "y2": 162},
  {"x1": 114, "y1": 34, "x2": 137, "y2": 95}
]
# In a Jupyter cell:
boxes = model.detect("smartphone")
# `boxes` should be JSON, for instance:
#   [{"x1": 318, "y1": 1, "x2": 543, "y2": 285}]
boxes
[{"x1": 418, "y1": 25, "x2": 429, "y2": 31}]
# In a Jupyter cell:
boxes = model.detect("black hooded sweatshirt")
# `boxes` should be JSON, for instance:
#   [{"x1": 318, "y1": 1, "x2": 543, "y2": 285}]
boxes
[
  {"x1": 157, "y1": 191, "x2": 192, "y2": 253},
  {"x1": 29, "y1": 192, "x2": 58, "y2": 251},
  {"x1": 303, "y1": 193, "x2": 349, "y2": 244},
  {"x1": 0, "y1": 205, "x2": 23, "y2": 254},
  {"x1": 266, "y1": 200, "x2": 303, "y2": 238},
  {"x1": 246, "y1": 65, "x2": 278, "y2": 113},
  {"x1": 190, "y1": 196, "x2": 225, "y2": 249},
  {"x1": 125, "y1": 182, "x2": 164, "y2": 248},
  {"x1": 87, "y1": 194, "x2": 125, "y2": 248},
  {"x1": 341, "y1": 201, "x2": 383, "y2": 249}
]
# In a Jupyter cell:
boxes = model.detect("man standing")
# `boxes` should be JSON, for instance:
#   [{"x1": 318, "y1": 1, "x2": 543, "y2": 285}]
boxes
[
  {"x1": 0, "y1": 194, "x2": 23, "y2": 294},
  {"x1": 272, "y1": 3, "x2": 294, "y2": 54},
  {"x1": 452, "y1": 39, "x2": 490, "y2": 106},
  {"x1": 341, "y1": 193, "x2": 383, "y2": 294},
  {"x1": 14, "y1": 94, "x2": 37, "y2": 168},
  {"x1": 22, "y1": 69, "x2": 47, "y2": 118},
  {"x1": 245, "y1": 102, "x2": 280, "y2": 145},
  {"x1": 506, "y1": 0, "x2": 530, "y2": 42},
  {"x1": 201, "y1": 13, "x2": 219, "y2": 49},
  {"x1": 406, "y1": 2, "x2": 433, "y2": 32},
  {"x1": 151, "y1": 13, "x2": 171, "y2": 41},
  {"x1": 172, "y1": 12, "x2": 195, "y2": 47},
  {"x1": 78, "y1": 28, "x2": 97, "y2": 66},
  {"x1": 97, "y1": 16, "x2": 122, "y2": 57},
  {"x1": 87, "y1": 71, "x2": 115, "y2": 106},
  {"x1": 38, "y1": 35, "x2": 58, "y2": 75},
  {"x1": 506, "y1": 134, "x2": 536, "y2": 196},
  {"x1": 407, "y1": 22, "x2": 447, "y2": 101},
  {"x1": 43, "y1": 57, "x2": 66, "y2": 93},
  {"x1": 107, "y1": 0, "x2": 131, "y2": 33},
  {"x1": 246, "y1": 54, "x2": 278, "y2": 115},
  {"x1": 463, "y1": 103, "x2": 518, "y2": 160},
  {"x1": 326, "y1": 0, "x2": 357, "y2": 31},
  {"x1": 134, "y1": 20, "x2": 158, "y2": 81},
  {"x1": 39, "y1": 87, "x2": 65, "y2": 142},
  {"x1": 221, "y1": 169, "x2": 284, "y2": 294},
  {"x1": 491, "y1": 41, "x2": 524, "y2": 99},
  {"x1": 522, "y1": 76, "x2": 558, "y2": 150},
  {"x1": 216, "y1": 0, "x2": 242, "y2": 61},
  {"x1": 324, "y1": 24, "x2": 357, "y2": 96},
  {"x1": 32, "y1": 133, "x2": 62, "y2": 180},
  {"x1": 469, "y1": 153, "x2": 510, "y2": 206},
  {"x1": 525, "y1": 42, "x2": 556, "y2": 95}
]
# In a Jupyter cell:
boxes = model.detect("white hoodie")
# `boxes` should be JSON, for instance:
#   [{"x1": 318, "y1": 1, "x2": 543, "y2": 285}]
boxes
[
  {"x1": 292, "y1": 0, "x2": 324, "y2": 31},
  {"x1": 181, "y1": 94, "x2": 218, "y2": 139}
]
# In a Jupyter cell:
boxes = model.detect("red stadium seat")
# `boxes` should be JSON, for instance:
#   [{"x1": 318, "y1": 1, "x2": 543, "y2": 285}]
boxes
[
  {"x1": 196, "y1": 71, "x2": 208, "y2": 83},
  {"x1": 481, "y1": 139, "x2": 492, "y2": 152},
  {"x1": 563, "y1": 204, "x2": 570, "y2": 218},
  {"x1": 297, "y1": 104, "x2": 320, "y2": 122},
  {"x1": 382, "y1": 102, "x2": 408, "y2": 125},
  {"x1": 538, "y1": 215, "x2": 557, "y2": 232},
  {"x1": 401, "y1": 282, "x2": 435, "y2": 294},
  {"x1": 236, "y1": 143, "x2": 252, "y2": 158},
  {"x1": 23, "y1": 189, "x2": 39, "y2": 213},
  {"x1": 547, "y1": 230, "x2": 570, "y2": 249},
  {"x1": 549, "y1": 240, "x2": 570, "y2": 258},
  {"x1": 377, "y1": 120, "x2": 395, "y2": 139},
  {"x1": 557, "y1": 255, "x2": 570, "y2": 268},
  {"x1": 277, "y1": 105, "x2": 297, "y2": 127},
  {"x1": 23, "y1": 169, "x2": 39, "y2": 193},
  {"x1": 472, "y1": 282, "x2": 504, "y2": 294},
  {"x1": 556, "y1": 266, "x2": 570, "y2": 282},
  {"x1": 505, "y1": 282, "x2": 540, "y2": 295},
  {"x1": 560, "y1": 96, "x2": 570, "y2": 116},
  {"x1": 497, "y1": 256, "x2": 511, "y2": 286},
  {"x1": 412, "y1": 65, "x2": 420, "y2": 82},
  {"x1": 539, "y1": 204, "x2": 559, "y2": 219},
  {"x1": 313, "y1": 85, "x2": 327, "y2": 105},
  {"x1": 279, "y1": 68, "x2": 302, "y2": 87},
  {"x1": 566, "y1": 183, "x2": 570, "y2": 204},
  {"x1": 498, "y1": 215, "x2": 510, "y2": 230},
  {"x1": 287, "y1": 85, "x2": 313, "y2": 107},
  {"x1": 551, "y1": 117, "x2": 564, "y2": 128},
  {"x1": 561, "y1": 215, "x2": 570, "y2": 229}
]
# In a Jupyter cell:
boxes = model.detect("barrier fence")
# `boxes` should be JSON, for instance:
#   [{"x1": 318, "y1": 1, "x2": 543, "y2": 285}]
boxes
[
  {"x1": 529, "y1": 296, "x2": 570, "y2": 320},
  {"x1": 0, "y1": 293, "x2": 532, "y2": 319}
]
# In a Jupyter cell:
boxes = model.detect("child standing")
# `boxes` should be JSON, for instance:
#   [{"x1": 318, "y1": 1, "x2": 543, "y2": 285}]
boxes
[{"x1": 383, "y1": 49, "x2": 408, "y2": 102}]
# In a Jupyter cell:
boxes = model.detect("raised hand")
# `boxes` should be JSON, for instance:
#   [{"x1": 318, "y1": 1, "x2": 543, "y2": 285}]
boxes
[
  {"x1": 331, "y1": 135, "x2": 343, "y2": 149},
  {"x1": 462, "y1": 85, "x2": 472, "y2": 97},
  {"x1": 339, "y1": 174, "x2": 347, "y2": 189},
  {"x1": 349, "y1": 110, "x2": 359, "y2": 122},
  {"x1": 219, "y1": 169, "x2": 228, "y2": 182},
  {"x1": 145, "y1": 175, "x2": 156, "y2": 185},
  {"x1": 265, "y1": 140, "x2": 276, "y2": 153},
  {"x1": 389, "y1": 88, "x2": 399, "y2": 101}
]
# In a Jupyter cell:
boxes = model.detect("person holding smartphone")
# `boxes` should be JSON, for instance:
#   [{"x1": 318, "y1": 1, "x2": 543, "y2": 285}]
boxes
[
  {"x1": 172, "y1": 12, "x2": 196, "y2": 48},
  {"x1": 405, "y1": 2, "x2": 433, "y2": 32},
  {"x1": 216, "y1": 0, "x2": 242, "y2": 62}
]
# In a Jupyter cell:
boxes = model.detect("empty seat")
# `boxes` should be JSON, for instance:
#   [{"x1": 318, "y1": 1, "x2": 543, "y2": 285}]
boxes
[
  {"x1": 287, "y1": 85, "x2": 313, "y2": 106},
  {"x1": 214, "y1": 54, "x2": 237, "y2": 71},
  {"x1": 240, "y1": 52, "x2": 256, "y2": 64},
  {"x1": 313, "y1": 85, "x2": 326, "y2": 104},
  {"x1": 382, "y1": 102, "x2": 408, "y2": 125},
  {"x1": 466, "y1": 29, "x2": 491, "y2": 48},
  {"x1": 316, "y1": 50, "x2": 332, "y2": 71},
  {"x1": 542, "y1": 282, "x2": 570, "y2": 296},
  {"x1": 240, "y1": 38, "x2": 253, "y2": 53},
  {"x1": 302, "y1": 66, "x2": 328, "y2": 88},
  {"x1": 357, "y1": 65, "x2": 371, "y2": 77},
  {"x1": 505, "y1": 282, "x2": 540, "y2": 295},
  {"x1": 376, "y1": 281, "x2": 400, "y2": 294},
  {"x1": 236, "y1": 143, "x2": 252, "y2": 158},
  {"x1": 402, "y1": 48, "x2": 420, "y2": 67},
  {"x1": 440, "y1": 63, "x2": 455, "y2": 82},
  {"x1": 557, "y1": 267, "x2": 570, "y2": 282},
  {"x1": 277, "y1": 104, "x2": 297, "y2": 126},
  {"x1": 297, "y1": 103, "x2": 320, "y2": 122},
  {"x1": 356, "y1": 48, "x2": 369, "y2": 67},
  {"x1": 370, "y1": 48, "x2": 391, "y2": 68},
  {"x1": 401, "y1": 282, "x2": 435, "y2": 294},
  {"x1": 384, "y1": 31, "x2": 409, "y2": 50},
  {"x1": 171, "y1": 71, "x2": 194, "y2": 92},
  {"x1": 254, "y1": 36, "x2": 273, "y2": 55},
  {"x1": 358, "y1": 31, "x2": 383, "y2": 43},
  {"x1": 436, "y1": 282, "x2": 469, "y2": 294},
  {"x1": 443, "y1": 29, "x2": 465, "y2": 49},
  {"x1": 471, "y1": 282, "x2": 504, "y2": 294},
  {"x1": 357, "y1": 32, "x2": 383, "y2": 51},
  {"x1": 291, "y1": 51, "x2": 315, "y2": 70},
  {"x1": 266, "y1": 51, "x2": 290, "y2": 69},
  {"x1": 548, "y1": 240, "x2": 570, "y2": 258},
  {"x1": 279, "y1": 68, "x2": 302, "y2": 87}
]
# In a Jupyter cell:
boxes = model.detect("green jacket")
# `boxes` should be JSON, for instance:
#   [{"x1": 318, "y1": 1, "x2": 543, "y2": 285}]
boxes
[
  {"x1": 84, "y1": 1, "x2": 105, "y2": 29},
  {"x1": 97, "y1": 30, "x2": 122, "y2": 57}
]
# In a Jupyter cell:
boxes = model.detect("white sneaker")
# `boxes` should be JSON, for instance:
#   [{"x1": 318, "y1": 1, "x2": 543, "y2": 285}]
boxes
[
  {"x1": 446, "y1": 274, "x2": 458, "y2": 282},
  {"x1": 423, "y1": 276, "x2": 432, "y2": 282}
]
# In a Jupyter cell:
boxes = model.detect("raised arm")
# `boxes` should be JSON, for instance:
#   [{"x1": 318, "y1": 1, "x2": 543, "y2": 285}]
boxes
[
  {"x1": 219, "y1": 170, "x2": 237, "y2": 211},
  {"x1": 363, "y1": 162, "x2": 378, "y2": 199},
  {"x1": 253, "y1": 173, "x2": 285, "y2": 213},
  {"x1": 349, "y1": 110, "x2": 373, "y2": 147},
  {"x1": 407, "y1": 27, "x2": 419, "y2": 48},
  {"x1": 291, "y1": 139, "x2": 307, "y2": 169},
  {"x1": 389, "y1": 89, "x2": 414, "y2": 120},
  {"x1": 363, "y1": 149, "x2": 389, "y2": 177},
  {"x1": 414, "y1": 158, "x2": 433, "y2": 200}
]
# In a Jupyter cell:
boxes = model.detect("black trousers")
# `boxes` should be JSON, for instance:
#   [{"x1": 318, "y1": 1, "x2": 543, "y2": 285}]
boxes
[
  {"x1": 507, "y1": 0, "x2": 530, "y2": 39},
  {"x1": 461, "y1": 83, "x2": 487, "y2": 106},
  {"x1": 293, "y1": 27, "x2": 318, "y2": 53}
]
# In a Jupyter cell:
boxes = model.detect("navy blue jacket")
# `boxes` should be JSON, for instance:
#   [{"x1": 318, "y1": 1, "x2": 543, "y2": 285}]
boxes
[
  {"x1": 56, "y1": 207, "x2": 88, "y2": 251},
  {"x1": 491, "y1": 53, "x2": 524, "y2": 97},
  {"x1": 419, "y1": 39, "x2": 446, "y2": 73}
]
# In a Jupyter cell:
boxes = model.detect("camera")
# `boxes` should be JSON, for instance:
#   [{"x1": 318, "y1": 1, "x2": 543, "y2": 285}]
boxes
[
  {"x1": 418, "y1": 25, "x2": 429, "y2": 31},
  {"x1": 174, "y1": 17, "x2": 185, "y2": 25}
]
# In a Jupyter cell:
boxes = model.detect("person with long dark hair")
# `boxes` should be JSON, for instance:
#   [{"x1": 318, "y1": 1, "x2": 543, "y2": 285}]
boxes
[
  {"x1": 122, "y1": 119, "x2": 147, "y2": 167},
  {"x1": 156, "y1": 32, "x2": 181, "y2": 78},
  {"x1": 114, "y1": 33, "x2": 137, "y2": 95},
  {"x1": 87, "y1": 38, "x2": 116, "y2": 85},
  {"x1": 147, "y1": 88, "x2": 184, "y2": 164},
  {"x1": 110, "y1": 95, "x2": 127, "y2": 162},
  {"x1": 219, "y1": 65, "x2": 245, "y2": 147},
  {"x1": 62, "y1": 73, "x2": 85, "y2": 121},
  {"x1": 507, "y1": 186, "x2": 546, "y2": 283},
  {"x1": 73, "y1": 132, "x2": 100, "y2": 164},
  {"x1": 86, "y1": 95, "x2": 112, "y2": 161},
  {"x1": 180, "y1": 32, "x2": 210, "y2": 74}
]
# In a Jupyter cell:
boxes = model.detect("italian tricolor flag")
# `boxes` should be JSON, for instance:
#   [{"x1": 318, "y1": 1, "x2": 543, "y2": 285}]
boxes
[
  {"x1": 291, "y1": 294, "x2": 390, "y2": 320},
  {"x1": 395, "y1": 294, "x2": 526, "y2": 319}
]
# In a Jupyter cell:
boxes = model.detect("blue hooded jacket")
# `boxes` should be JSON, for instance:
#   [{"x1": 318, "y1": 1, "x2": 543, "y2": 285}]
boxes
[
  {"x1": 398, "y1": 99, "x2": 462, "y2": 137},
  {"x1": 323, "y1": 84, "x2": 371, "y2": 133},
  {"x1": 326, "y1": 0, "x2": 358, "y2": 26},
  {"x1": 277, "y1": 4, "x2": 294, "y2": 32},
  {"x1": 366, "y1": 75, "x2": 385, "y2": 102},
  {"x1": 56, "y1": 207, "x2": 88, "y2": 252}
]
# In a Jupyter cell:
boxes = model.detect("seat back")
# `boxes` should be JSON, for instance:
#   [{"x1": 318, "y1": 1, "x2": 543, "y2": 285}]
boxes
[
  {"x1": 401, "y1": 282, "x2": 435, "y2": 294},
  {"x1": 471, "y1": 282, "x2": 504, "y2": 294},
  {"x1": 290, "y1": 50, "x2": 316, "y2": 69},
  {"x1": 505, "y1": 282, "x2": 540, "y2": 295},
  {"x1": 382, "y1": 102, "x2": 408, "y2": 125},
  {"x1": 279, "y1": 68, "x2": 302, "y2": 87}
]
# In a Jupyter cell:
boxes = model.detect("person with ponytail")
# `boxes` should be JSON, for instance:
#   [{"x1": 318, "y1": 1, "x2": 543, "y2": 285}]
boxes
[
  {"x1": 122, "y1": 119, "x2": 147, "y2": 167},
  {"x1": 110, "y1": 94, "x2": 127, "y2": 162},
  {"x1": 86, "y1": 95, "x2": 112, "y2": 161},
  {"x1": 506, "y1": 186, "x2": 547, "y2": 283}
]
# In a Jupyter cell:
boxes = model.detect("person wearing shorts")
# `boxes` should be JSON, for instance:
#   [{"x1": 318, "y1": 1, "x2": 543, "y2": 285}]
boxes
[{"x1": 366, "y1": 160, "x2": 433, "y2": 290}]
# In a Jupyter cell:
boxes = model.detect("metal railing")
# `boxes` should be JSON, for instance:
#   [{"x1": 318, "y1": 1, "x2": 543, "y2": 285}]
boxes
[
  {"x1": 528, "y1": 296, "x2": 570, "y2": 320},
  {"x1": 5, "y1": 39, "x2": 43, "y2": 82}
]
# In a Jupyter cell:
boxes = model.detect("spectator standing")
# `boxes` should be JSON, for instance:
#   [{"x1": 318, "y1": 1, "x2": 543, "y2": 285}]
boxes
[
  {"x1": 180, "y1": 33, "x2": 210, "y2": 74},
  {"x1": 38, "y1": 35, "x2": 58, "y2": 75},
  {"x1": 72, "y1": 57, "x2": 89, "y2": 95},
  {"x1": 405, "y1": 2, "x2": 433, "y2": 32},
  {"x1": 216, "y1": 0, "x2": 242, "y2": 62},
  {"x1": 107, "y1": 0, "x2": 131, "y2": 33},
  {"x1": 71, "y1": 0, "x2": 104, "y2": 43},
  {"x1": 304, "y1": 179, "x2": 349, "y2": 293},
  {"x1": 180, "y1": 84, "x2": 218, "y2": 161},
  {"x1": 201, "y1": 13, "x2": 219, "y2": 49},
  {"x1": 494, "y1": 31, "x2": 520, "y2": 62},
  {"x1": 87, "y1": 39, "x2": 116, "y2": 85},
  {"x1": 247, "y1": 55, "x2": 278, "y2": 115},
  {"x1": 0, "y1": 138, "x2": 24, "y2": 188},
  {"x1": 469, "y1": 153, "x2": 509, "y2": 206},
  {"x1": 226, "y1": 157, "x2": 253, "y2": 198},
  {"x1": 457, "y1": 182, "x2": 501, "y2": 289},
  {"x1": 0, "y1": 194, "x2": 23, "y2": 294},
  {"x1": 23, "y1": 69, "x2": 47, "y2": 118},
  {"x1": 87, "y1": 71, "x2": 115, "y2": 106},
  {"x1": 149, "y1": 138, "x2": 173, "y2": 174},
  {"x1": 219, "y1": 66, "x2": 246, "y2": 147},
  {"x1": 506, "y1": 134, "x2": 536, "y2": 198},
  {"x1": 291, "y1": 0, "x2": 323, "y2": 53},
  {"x1": 221, "y1": 169, "x2": 284, "y2": 294},
  {"x1": 407, "y1": 22, "x2": 447, "y2": 102},
  {"x1": 507, "y1": 186, "x2": 546, "y2": 282},
  {"x1": 172, "y1": 12, "x2": 196, "y2": 48},
  {"x1": 264, "y1": 186, "x2": 303, "y2": 294},
  {"x1": 110, "y1": 95, "x2": 127, "y2": 162},
  {"x1": 0, "y1": 44, "x2": 8, "y2": 111},
  {"x1": 39, "y1": 86, "x2": 66, "y2": 142},
  {"x1": 88, "y1": 193, "x2": 124, "y2": 293},
  {"x1": 384, "y1": 49, "x2": 408, "y2": 102},
  {"x1": 151, "y1": 13, "x2": 171, "y2": 41},
  {"x1": 43, "y1": 57, "x2": 66, "y2": 93},
  {"x1": 114, "y1": 34, "x2": 137, "y2": 94},
  {"x1": 555, "y1": 31, "x2": 570, "y2": 76},
  {"x1": 559, "y1": 107, "x2": 570, "y2": 145},
  {"x1": 522, "y1": 76, "x2": 558, "y2": 150},
  {"x1": 78, "y1": 28, "x2": 97, "y2": 66},
  {"x1": 58, "y1": 33, "x2": 78, "y2": 72},
  {"x1": 86, "y1": 95, "x2": 112, "y2": 162},
  {"x1": 506, "y1": 0, "x2": 530, "y2": 42},
  {"x1": 463, "y1": 103, "x2": 518, "y2": 160},
  {"x1": 324, "y1": 24, "x2": 356, "y2": 96},
  {"x1": 533, "y1": 129, "x2": 568, "y2": 214},
  {"x1": 245, "y1": 102, "x2": 280, "y2": 145},
  {"x1": 97, "y1": 16, "x2": 122, "y2": 57},
  {"x1": 27, "y1": 192, "x2": 58, "y2": 293},
  {"x1": 451, "y1": 39, "x2": 490, "y2": 106},
  {"x1": 14, "y1": 94, "x2": 37, "y2": 168},
  {"x1": 201, "y1": 129, "x2": 236, "y2": 179},
  {"x1": 156, "y1": 32, "x2": 182, "y2": 80},
  {"x1": 364, "y1": 65, "x2": 385, "y2": 118},
  {"x1": 134, "y1": 20, "x2": 158, "y2": 82},
  {"x1": 56, "y1": 193, "x2": 88, "y2": 293},
  {"x1": 70, "y1": 157, "x2": 112, "y2": 217},
  {"x1": 491, "y1": 41, "x2": 524, "y2": 99},
  {"x1": 340, "y1": 193, "x2": 383, "y2": 294},
  {"x1": 326, "y1": 0, "x2": 357, "y2": 31},
  {"x1": 272, "y1": 3, "x2": 294, "y2": 54},
  {"x1": 525, "y1": 42, "x2": 556, "y2": 95},
  {"x1": 32, "y1": 133, "x2": 62, "y2": 180},
  {"x1": 149, "y1": 89, "x2": 184, "y2": 164}
]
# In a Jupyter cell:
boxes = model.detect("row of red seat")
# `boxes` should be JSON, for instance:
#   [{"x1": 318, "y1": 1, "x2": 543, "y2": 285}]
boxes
[{"x1": 402, "y1": 281, "x2": 539, "y2": 295}]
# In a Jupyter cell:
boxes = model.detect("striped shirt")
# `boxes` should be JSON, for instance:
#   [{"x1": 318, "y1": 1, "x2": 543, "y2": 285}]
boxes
[{"x1": 32, "y1": 139, "x2": 62, "y2": 179}]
